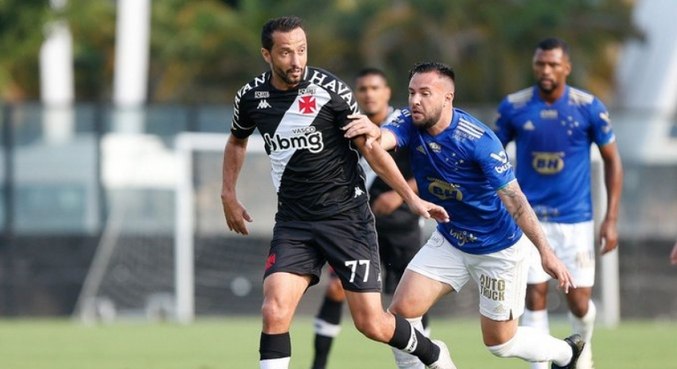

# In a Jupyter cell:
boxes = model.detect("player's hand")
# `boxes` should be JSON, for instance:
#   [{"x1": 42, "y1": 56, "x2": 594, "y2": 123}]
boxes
[
  {"x1": 344, "y1": 114, "x2": 381, "y2": 149},
  {"x1": 540, "y1": 250, "x2": 575, "y2": 293},
  {"x1": 371, "y1": 190, "x2": 403, "y2": 216},
  {"x1": 221, "y1": 195, "x2": 253, "y2": 235},
  {"x1": 599, "y1": 218, "x2": 619, "y2": 255},
  {"x1": 407, "y1": 197, "x2": 449, "y2": 223}
]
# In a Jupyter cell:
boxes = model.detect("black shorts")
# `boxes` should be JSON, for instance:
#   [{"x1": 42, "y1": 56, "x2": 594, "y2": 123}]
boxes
[
  {"x1": 263, "y1": 203, "x2": 382, "y2": 292},
  {"x1": 378, "y1": 226, "x2": 422, "y2": 294}
]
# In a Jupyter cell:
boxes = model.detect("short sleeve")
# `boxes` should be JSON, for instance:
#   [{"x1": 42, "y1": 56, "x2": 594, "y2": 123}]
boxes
[
  {"x1": 230, "y1": 88, "x2": 256, "y2": 139},
  {"x1": 588, "y1": 98, "x2": 615, "y2": 147},
  {"x1": 493, "y1": 99, "x2": 514, "y2": 147},
  {"x1": 475, "y1": 131, "x2": 516, "y2": 190},
  {"x1": 382, "y1": 109, "x2": 413, "y2": 149}
]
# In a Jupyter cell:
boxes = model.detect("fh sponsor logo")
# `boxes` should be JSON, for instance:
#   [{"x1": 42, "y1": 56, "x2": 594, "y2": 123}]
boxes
[{"x1": 531, "y1": 151, "x2": 565, "y2": 174}]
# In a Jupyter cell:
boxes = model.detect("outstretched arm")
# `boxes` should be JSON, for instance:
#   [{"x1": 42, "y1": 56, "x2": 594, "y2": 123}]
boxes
[
  {"x1": 343, "y1": 114, "x2": 397, "y2": 150},
  {"x1": 221, "y1": 134, "x2": 253, "y2": 235},
  {"x1": 598, "y1": 141, "x2": 623, "y2": 254},
  {"x1": 353, "y1": 134, "x2": 449, "y2": 223},
  {"x1": 498, "y1": 180, "x2": 574, "y2": 293}
]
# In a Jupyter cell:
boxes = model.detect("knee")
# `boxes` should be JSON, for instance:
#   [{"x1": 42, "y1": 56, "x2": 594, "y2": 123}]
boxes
[
  {"x1": 486, "y1": 337, "x2": 516, "y2": 359},
  {"x1": 261, "y1": 299, "x2": 293, "y2": 326},
  {"x1": 353, "y1": 314, "x2": 388, "y2": 342}
]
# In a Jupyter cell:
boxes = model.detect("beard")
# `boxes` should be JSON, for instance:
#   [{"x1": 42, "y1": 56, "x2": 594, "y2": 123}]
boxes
[
  {"x1": 273, "y1": 64, "x2": 303, "y2": 86},
  {"x1": 537, "y1": 78, "x2": 558, "y2": 95},
  {"x1": 412, "y1": 106, "x2": 443, "y2": 130}
]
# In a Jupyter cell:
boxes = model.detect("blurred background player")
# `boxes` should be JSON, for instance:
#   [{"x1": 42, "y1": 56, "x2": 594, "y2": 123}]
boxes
[
  {"x1": 494, "y1": 38, "x2": 624, "y2": 369},
  {"x1": 310, "y1": 67, "x2": 429, "y2": 369}
]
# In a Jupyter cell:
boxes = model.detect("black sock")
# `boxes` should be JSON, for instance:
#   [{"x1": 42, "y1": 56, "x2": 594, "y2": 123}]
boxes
[
  {"x1": 388, "y1": 315, "x2": 440, "y2": 366},
  {"x1": 311, "y1": 335, "x2": 332, "y2": 369},
  {"x1": 422, "y1": 313, "x2": 430, "y2": 331},
  {"x1": 311, "y1": 297, "x2": 343, "y2": 369},
  {"x1": 317, "y1": 296, "x2": 343, "y2": 325},
  {"x1": 260, "y1": 332, "x2": 291, "y2": 360}
]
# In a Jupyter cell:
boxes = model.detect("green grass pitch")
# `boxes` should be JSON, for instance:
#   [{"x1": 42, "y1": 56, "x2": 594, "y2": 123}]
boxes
[{"x1": 1, "y1": 317, "x2": 675, "y2": 369}]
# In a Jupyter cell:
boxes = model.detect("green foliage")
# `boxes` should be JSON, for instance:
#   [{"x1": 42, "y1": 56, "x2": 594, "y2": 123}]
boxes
[{"x1": 0, "y1": 0, "x2": 638, "y2": 104}]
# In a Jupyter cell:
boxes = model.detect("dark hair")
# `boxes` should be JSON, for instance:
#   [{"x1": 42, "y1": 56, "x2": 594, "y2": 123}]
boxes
[
  {"x1": 408, "y1": 62, "x2": 455, "y2": 83},
  {"x1": 536, "y1": 38, "x2": 569, "y2": 56},
  {"x1": 355, "y1": 67, "x2": 389, "y2": 84},
  {"x1": 261, "y1": 16, "x2": 304, "y2": 51}
]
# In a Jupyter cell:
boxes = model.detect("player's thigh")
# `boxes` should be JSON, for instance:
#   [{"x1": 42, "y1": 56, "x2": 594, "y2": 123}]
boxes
[
  {"x1": 390, "y1": 230, "x2": 464, "y2": 317},
  {"x1": 480, "y1": 314, "x2": 518, "y2": 346},
  {"x1": 389, "y1": 269, "x2": 452, "y2": 318},
  {"x1": 261, "y1": 272, "x2": 312, "y2": 332},
  {"x1": 265, "y1": 220, "x2": 324, "y2": 286},
  {"x1": 468, "y1": 236, "x2": 530, "y2": 322},
  {"x1": 316, "y1": 206, "x2": 382, "y2": 293}
]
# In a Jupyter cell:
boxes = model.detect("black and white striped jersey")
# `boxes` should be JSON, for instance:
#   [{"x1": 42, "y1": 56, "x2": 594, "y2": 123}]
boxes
[{"x1": 231, "y1": 66, "x2": 368, "y2": 221}]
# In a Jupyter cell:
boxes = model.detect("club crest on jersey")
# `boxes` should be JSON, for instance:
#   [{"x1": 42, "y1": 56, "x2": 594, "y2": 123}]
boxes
[{"x1": 299, "y1": 96, "x2": 317, "y2": 114}]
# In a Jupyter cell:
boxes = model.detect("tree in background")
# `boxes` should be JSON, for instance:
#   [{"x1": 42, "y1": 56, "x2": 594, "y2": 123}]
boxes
[{"x1": 0, "y1": 0, "x2": 638, "y2": 105}]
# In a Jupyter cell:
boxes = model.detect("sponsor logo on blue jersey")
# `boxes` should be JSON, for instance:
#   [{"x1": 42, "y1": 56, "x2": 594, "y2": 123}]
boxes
[{"x1": 531, "y1": 151, "x2": 565, "y2": 174}]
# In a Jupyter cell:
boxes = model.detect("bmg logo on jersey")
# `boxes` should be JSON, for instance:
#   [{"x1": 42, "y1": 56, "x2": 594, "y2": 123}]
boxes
[
  {"x1": 263, "y1": 131, "x2": 324, "y2": 153},
  {"x1": 531, "y1": 151, "x2": 565, "y2": 174}
]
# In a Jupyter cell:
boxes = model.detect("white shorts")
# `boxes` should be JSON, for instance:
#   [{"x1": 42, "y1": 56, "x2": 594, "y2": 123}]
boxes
[
  {"x1": 407, "y1": 230, "x2": 530, "y2": 321},
  {"x1": 526, "y1": 220, "x2": 595, "y2": 287}
]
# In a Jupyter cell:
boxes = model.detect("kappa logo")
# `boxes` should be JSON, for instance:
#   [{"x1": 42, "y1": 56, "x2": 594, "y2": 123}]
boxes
[
  {"x1": 353, "y1": 186, "x2": 365, "y2": 198},
  {"x1": 299, "y1": 95, "x2": 316, "y2": 114},
  {"x1": 257, "y1": 99, "x2": 271, "y2": 110}
]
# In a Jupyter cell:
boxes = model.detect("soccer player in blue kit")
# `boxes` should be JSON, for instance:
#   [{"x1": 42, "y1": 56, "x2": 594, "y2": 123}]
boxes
[
  {"x1": 494, "y1": 38, "x2": 623, "y2": 369},
  {"x1": 344, "y1": 62, "x2": 583, "y2": 369}
]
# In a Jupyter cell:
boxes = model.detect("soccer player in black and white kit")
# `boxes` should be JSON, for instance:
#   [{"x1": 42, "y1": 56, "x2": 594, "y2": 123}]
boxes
[
  {"x1": 310, "y1": 68, "x2": 431, "y2": 369},
  {"x1": 221, "y1": 16, "x2": 454, "y2": 369}
]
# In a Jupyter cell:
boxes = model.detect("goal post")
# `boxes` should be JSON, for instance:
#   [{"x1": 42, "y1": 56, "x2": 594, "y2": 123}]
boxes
[{"x1": 174, "y1": 132, "x2": 267, "y2": 323}]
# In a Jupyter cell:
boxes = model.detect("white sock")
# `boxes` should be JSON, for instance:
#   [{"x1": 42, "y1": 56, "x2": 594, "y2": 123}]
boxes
[
  {"x1": 314, "y1": 317, "x2": 342, "y2": 337},
  {"x1": 521, "y1": 309, "x2": 550, "y2": 369},
  {"x1": 487, "y1": 326, "x2": 572, "y2": 366},
  {"x1": 569, "y1": 300, "x2": 596, "y2": 368},
  {"x1": 391, "y1": 317, "x2": 425, "y2": 369},
  {"x1": 260, "y1": 357, "x2": 290, "y2": 369}
]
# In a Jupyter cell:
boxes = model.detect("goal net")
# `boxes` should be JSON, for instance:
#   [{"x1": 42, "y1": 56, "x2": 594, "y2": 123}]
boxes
[{"x1": 74, "y1": 132, "x2": 276, "y2": 323}]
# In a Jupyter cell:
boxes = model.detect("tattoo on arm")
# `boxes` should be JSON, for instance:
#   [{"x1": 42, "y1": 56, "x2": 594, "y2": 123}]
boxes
[{"x1": 499, "y1": 184, "x2": 527, "y2": 222}]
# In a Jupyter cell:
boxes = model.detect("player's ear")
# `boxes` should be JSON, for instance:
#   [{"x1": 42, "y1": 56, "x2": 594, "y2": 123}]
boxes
[{"x1": 261, "y1": 47, "x2": 271, "y2": 64}]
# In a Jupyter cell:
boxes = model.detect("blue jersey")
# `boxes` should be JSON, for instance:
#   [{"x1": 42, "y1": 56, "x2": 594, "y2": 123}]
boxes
[
  {"x1": 383, "y1": 108, "x2": 523, "y2": 255},
  {"x1": 494, "y1": 85, "x2": 616, "y2": 223}
]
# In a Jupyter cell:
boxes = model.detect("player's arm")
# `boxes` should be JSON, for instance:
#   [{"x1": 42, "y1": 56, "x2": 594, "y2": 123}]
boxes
[
  {"x1": 221, "y1": 134, "x2": 253, "y2": 235},
  {"x1": 353, "y1": 135, "x2": 448, "y2": 223},
  {"x1": 343, "y1": 113, "x2": 397, "y2": 150},
  {"x1": 497, "y1": 180, "x2": 574, "y2": 293},
  {"x1": 598, "y1": 141, "x2": 623, "y2": 254}
]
